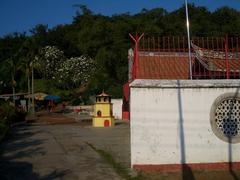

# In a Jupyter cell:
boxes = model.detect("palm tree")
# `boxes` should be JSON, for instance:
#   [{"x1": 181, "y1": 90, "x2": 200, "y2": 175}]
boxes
[{"x1": 18, "y1": 38, "x2": 39, "y2": 113}]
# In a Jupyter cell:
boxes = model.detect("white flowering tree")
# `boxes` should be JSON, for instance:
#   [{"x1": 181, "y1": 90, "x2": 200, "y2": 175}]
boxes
[
  {"x1": 53, "y1": 56, "x2": 95, "y2": 89},
  {"x1": 34, "y1": 46, "x2": 95, "y2": 89},
  {"x1": 35, "y1": 46, "x2": 65, "y2": 79}
]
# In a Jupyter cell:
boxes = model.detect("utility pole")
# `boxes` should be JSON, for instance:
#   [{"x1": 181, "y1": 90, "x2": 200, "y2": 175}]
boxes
[
  {"x1": 31, "y1": 62, "x2": 35, "y2": 116},
  {"x1": 27, "y1": 66, "x2": 31, "y2": 112},
  {"x1": 185, "y1": 0, "x2": 193, "y2": 80}
]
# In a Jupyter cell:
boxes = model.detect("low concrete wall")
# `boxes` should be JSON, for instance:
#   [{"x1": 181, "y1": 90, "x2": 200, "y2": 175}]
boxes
[
  {"x1": 130, "y1": 79, "x2": 240, "y2": 170},
  {"x1": 111, "y1": 99, "x2": 123, "y2": 119},
  {"x1": 66, "y1": 105, "x2": 93, "y2": 115},
  {"x1": 67, "y1": 101, "x2": 122, "y2": 119}
]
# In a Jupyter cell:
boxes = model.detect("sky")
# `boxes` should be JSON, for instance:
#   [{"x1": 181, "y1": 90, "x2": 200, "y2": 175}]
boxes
[{"x1": 0, "y1": 0, "x2": 240, "y2": 37}]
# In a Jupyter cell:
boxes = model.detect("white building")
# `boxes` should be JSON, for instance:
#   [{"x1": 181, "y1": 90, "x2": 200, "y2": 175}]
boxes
[
  {"x1": 127, "y1": 35, "x2": 240, "y2": 172},
  {"x1": 130, "y1": 79, "x2": 240, "y2": 171}
]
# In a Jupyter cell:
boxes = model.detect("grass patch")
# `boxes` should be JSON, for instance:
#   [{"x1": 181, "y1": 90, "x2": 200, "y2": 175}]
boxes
[
  {"x1": 86, "y1": 142, "x2": 143, "y2": 180},
  {"x1": 0, "y1": 102, "x2": 27, "y2": 143}
]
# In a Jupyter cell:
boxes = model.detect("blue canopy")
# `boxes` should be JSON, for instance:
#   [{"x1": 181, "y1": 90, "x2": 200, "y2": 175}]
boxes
[{"x1": 44, "y1": 95, "x2": 61, "y2": 101}]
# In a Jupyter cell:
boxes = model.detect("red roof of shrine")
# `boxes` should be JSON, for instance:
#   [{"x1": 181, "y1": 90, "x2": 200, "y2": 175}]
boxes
[{"x1": 136, "y1": 52, "x2": 190, "y2": 79}]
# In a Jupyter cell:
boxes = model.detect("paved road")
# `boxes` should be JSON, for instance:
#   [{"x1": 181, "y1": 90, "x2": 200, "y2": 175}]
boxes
[{"x1": 0, "y1": 120, "x2": 130, "y2": 180}]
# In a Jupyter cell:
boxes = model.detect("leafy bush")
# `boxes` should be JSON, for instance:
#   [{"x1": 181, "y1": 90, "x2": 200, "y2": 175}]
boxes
[
  {"x1": 0, "y1": 103, "x2": 27, "y2": 126},
  {"x1": 0, "y1": 103, "x2": 16, "y2": 125},
  {"x1": 34, "y1": 79, "x2": 71, "y2": 98},
  {"x1": 71, "y1": 97, "x2": 83, "y2": 106},
  {"x1": 0, "y1": 102, "x2": 27, "y2": 141}
]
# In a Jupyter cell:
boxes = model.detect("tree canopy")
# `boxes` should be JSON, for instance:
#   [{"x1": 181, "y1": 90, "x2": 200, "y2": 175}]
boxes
[{"x1": 0, "y1": 4, "x2": 240, "y2": 101}]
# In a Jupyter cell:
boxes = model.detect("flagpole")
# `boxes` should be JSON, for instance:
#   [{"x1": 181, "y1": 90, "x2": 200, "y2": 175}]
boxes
[{"x1": 185, "y1": 0, "x2": 192, "y2": 80}]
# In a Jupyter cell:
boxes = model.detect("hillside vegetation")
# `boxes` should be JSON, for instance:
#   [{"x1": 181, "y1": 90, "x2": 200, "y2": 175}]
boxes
[{"x1": 0, "y1": 4, "x2": 240, "y2": 102}]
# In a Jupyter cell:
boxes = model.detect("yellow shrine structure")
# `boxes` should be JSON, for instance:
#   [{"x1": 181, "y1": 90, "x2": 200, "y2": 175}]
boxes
[{"x1": 92, "y1": 92, "x2": 114, "y2": 127}]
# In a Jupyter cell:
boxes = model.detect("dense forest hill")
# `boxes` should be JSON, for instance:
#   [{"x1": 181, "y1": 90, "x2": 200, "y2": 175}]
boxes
[{"x1": 0, "y1": 4, "x2": 240, "y2": 103}]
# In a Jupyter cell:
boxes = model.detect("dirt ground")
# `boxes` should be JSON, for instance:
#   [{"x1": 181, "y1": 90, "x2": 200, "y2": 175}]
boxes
[{"x1": 27, "y1": 111, "x2": 77, "y2": 125}]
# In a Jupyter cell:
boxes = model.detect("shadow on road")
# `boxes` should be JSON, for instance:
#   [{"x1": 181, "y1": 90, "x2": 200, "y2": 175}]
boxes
[
  {"x1": 0, "y1": 125, "x2": 70, "y2": 180},
  {"x1": 0, "y1": 160, "x2": 70, "y2": 180}
]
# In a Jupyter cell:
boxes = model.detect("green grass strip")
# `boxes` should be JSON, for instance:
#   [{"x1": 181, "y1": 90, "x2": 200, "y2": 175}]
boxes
[{"x1": 86, "y1": 142, "x2": 143, "y2": 180}]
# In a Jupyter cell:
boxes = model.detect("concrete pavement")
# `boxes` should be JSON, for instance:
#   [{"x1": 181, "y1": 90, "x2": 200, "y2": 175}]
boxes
[{"x1": 0, "y1": 121, "x2": 130, "y2": 180}]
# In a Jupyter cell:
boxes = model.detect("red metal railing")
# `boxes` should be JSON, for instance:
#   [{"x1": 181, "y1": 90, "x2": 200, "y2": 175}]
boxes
[{"x1": 129, "y1": 33, "x2": 240, "y2": 80}]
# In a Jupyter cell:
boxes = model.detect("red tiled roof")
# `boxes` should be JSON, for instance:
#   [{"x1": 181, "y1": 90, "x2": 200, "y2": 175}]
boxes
[
  {"x1": 136, "y1": 53, "x2": 190, "y2": 79},
  {"x1": 192, "y1": 42, "x2": 240, "y2": 73},
  {"x1": 135, "y1": 53, "x2": 240, "y2": 80},
  {"x1": 195, "y1": 57, "x2": 240, "y2": 73}
]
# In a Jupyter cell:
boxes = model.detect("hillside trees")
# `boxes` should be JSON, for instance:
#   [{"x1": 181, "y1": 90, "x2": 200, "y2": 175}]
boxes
[
  {"x1": 212, "y1": 7, "x2": 240, "y2": 35},
  {"x1": 0, "y1": 4, "x2": 240, "y2": 99},
  {"x1": 0, "y1": 33, "x2": 27, "y2": 93}
]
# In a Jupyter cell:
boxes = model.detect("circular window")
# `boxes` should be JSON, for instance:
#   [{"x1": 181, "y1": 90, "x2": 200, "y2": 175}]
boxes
[{"x1": 210, "y1": 93, "x2": 240, "y2": 143}]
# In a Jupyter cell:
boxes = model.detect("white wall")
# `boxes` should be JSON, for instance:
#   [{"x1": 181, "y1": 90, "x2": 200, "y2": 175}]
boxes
[
  {"x1": 130, "y1": 79, "x2": 240, "y2": 166},
  {"x1": 112, "y1": 99, "x2": 123, "y2": 119}
]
